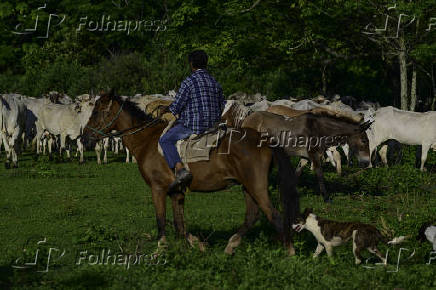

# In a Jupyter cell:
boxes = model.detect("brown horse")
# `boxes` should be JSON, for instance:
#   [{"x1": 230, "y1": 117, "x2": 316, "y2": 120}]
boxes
[
  {"x1": 223, "y1": 103, "x2": 371, "y2": 202},
  {"x1": 82, "y1": 92, "x2": 299, "y2": 255}
]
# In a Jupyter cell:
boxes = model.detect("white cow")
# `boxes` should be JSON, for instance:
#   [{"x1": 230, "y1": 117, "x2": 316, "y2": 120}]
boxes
[
  {"x1": 367, "y1": 106, "x2": 436, "y2": 171},
  {"x1": 112, "y1": 136, "x2": 123, "y2": 154},
  {"x1": 0, "y1": 94, "x2": 27, "y2": 168},
  {"x1": 271, "y1": 99, "x2": 296, "y2": 107},
  {"x1": 24, "y1": 97, "x2": 95, "y2": 163},
  {"x1": 95, "y1": 137, "x2": 110, "y2": 164}
]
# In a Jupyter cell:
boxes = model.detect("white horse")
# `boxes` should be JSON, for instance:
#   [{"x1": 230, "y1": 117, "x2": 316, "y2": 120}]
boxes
[{"x1": 367, "y1": 106, "x2": 436, "y2": 171}]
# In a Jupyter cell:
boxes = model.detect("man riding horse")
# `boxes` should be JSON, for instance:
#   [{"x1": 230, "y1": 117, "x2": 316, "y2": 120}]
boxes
[{"x1": 159, "y1": 50, "x2": 225, "y2": 192}]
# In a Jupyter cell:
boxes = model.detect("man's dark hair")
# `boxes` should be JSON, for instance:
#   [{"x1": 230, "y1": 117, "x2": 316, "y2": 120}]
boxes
[{"x1": 188, "y1": 50, "x2": 208, "y2": 69}]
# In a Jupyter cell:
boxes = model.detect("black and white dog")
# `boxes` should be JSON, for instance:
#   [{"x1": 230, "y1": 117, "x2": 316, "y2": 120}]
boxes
[{"x1": 292, "y1": 208, "x2": 406, "y2": 264}]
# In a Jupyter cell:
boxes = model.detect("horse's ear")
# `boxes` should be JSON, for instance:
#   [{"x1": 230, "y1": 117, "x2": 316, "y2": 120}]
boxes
[
  {"x1": 359, "y1": 120, "x2": 373, "y2": 132},
  {"x1": 107, "y1": 88, "x2": 116, "y2": 97}
]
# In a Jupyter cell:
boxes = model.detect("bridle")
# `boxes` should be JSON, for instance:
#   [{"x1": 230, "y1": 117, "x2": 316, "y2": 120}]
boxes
[
  {"x1": 85, "y1": 99, "x2": 164, "y2": 140},
  {"x1": 85, "y1": 100, "x2": 125, "y2": 138}
]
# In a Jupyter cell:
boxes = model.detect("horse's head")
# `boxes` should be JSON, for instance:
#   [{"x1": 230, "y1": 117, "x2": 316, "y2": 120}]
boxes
[
  {"x1": 82, "y1": 90, "x2": 119, "y2": 142},
  {"x1": 347, "y1": 120, "x2": 372, "y2": 167}
]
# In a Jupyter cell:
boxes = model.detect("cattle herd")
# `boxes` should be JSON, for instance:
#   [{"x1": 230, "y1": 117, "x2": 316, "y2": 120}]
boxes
[{"x1": 1, "y1": 91, "x2": 435, "y2": 176}]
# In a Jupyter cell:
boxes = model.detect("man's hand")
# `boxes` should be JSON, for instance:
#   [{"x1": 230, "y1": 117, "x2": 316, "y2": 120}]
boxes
[{"x1": 155, "y1": 105, "x2": 170, "y2": 117}]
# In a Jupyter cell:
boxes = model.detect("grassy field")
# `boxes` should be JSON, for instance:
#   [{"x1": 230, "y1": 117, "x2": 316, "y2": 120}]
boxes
[{"x1": 0, "y1": 148, "x2": 435, "y2": 289}]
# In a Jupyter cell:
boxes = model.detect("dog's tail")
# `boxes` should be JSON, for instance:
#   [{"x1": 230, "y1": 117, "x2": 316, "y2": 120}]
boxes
[
  {"x1": 386, "y1": 236, "x2": 407, "y2": 245},
  {"x1": 376, "y1": 230, "x2": 407, "y2": 245}
]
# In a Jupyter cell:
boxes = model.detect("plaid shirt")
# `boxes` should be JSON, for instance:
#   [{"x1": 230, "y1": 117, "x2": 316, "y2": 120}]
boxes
[{"x1": 169, "y1": 69, "x2": 225, "y2": 134}]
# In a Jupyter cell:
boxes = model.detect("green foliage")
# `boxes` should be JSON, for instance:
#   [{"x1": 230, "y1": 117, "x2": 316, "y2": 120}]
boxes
[
  {"x1": 0, "y1": 149, "x2": 435, "y2": 288},
  {"x1": 0, "y1": 0, "x2": 434, "y2": 101}
]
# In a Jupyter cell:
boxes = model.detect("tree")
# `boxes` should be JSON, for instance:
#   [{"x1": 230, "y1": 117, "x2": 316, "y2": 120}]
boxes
[{"x1": 362, "y1": 0, "x2": 436, "y2": 110}]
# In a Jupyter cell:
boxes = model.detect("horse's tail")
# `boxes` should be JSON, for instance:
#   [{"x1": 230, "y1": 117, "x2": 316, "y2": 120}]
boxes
[{"x1": 272, "y1": 147, "x2": 299, "y2": 249}]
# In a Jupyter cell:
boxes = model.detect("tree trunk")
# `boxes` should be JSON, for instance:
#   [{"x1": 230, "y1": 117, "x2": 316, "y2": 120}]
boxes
[
  {"x1": 410, "y1": 18, "x2": 419, "y2": 112},
  {"x1": 398, "y1": 37, "x2": 409, "y2": 110},
  {"x1": 321, "y1": 64, "x2": 327, "y2": 96},
  {"x1": 410, "y1": 62, "x2": 417, "y2": 111},
  {"x1": 432, "y1": 64, "x2": 436, "y2": 111}
]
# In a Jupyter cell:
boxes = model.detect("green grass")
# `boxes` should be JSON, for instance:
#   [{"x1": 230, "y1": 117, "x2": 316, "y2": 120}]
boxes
[{"x1": 0, "y1": 148, "x2": 435, "y2": 289}]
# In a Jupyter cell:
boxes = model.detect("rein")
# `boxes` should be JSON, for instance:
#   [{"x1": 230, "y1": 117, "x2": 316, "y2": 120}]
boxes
[{"x1": 85, "y1": 100, "x2": 165, "y2": 140}]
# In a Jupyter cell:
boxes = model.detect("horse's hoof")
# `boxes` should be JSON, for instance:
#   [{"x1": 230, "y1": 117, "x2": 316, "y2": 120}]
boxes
[
  {"x1": 224, "y1": 245, "x2": 235, "y2": 255},
  {"x1": 4, "y1": 162, "x2": 10, "y2": 169},
  {"x1": 13, "y1": 163, "x2": 18, "y2": 169},
  {"x1": 186, "y1": 233, "x2": 206, "y2": 252},
  {"x1": 288, "y1": 246, "x2": 296, "y2": 256}
]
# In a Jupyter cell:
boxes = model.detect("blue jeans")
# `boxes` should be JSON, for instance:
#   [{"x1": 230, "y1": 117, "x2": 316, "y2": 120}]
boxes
[{"x1": 159, "y1": 121, "x2": 193, "y2": 169}]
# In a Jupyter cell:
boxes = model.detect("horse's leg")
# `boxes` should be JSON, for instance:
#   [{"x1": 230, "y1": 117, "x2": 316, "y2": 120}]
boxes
[
  {"x1": 170, "y1": 192, "x2": 186, "y2": 237},
  {"x1": 151, "y1": 186, "x2": 168, "y2": 248},
  {"x1": 310, "y1": 152, "x2": 330, "y2": 202},
  {"x1": 245, "y1": 172, "x2": 297, "y2": 254},
  {"x1": 225, "y1": 190, "x2": 260, "y2": 255},
  {"x1": 169, "y1": 191, "x2": 206, "y2": 251},
  {"x1": 420, "y1": 144, "x2": 430, "y2": 171}
]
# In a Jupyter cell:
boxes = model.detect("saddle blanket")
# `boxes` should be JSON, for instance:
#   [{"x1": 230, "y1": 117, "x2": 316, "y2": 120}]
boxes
[{"x1": 158, "y1": 120, "x2": 226, "y2": 167}]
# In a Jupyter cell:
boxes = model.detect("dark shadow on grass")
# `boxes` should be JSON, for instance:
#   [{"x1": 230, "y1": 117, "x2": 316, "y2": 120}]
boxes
[
  {"x1": 60, "y1": 269, "x2": 109, "y2": 289},
  {"x1": 0, "y1": 265, "x2": 13, "y2": 290},
  {"x1": 297, "y1": 167, "x2": 363, "y2": 197}
]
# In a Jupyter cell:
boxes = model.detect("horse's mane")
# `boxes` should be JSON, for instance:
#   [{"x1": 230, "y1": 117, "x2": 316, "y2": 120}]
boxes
[
  {"x1": 308, "y1": 107, "x2": 363, "y2": 124},
  {"x1": 112, "y1": 95, "x2": 167, "y2": 124},
  {"x1": 224, "y1": 101, "x2": 252, "y2": 127}
]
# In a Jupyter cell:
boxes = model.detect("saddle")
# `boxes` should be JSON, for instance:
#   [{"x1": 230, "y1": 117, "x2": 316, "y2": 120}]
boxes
[{"x1": 158, "y1": 120, "x2": 227, "y2": 168}]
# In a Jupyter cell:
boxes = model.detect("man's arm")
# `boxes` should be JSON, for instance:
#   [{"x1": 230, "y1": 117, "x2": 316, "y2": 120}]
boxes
[{"x1": 169, "y1": 80, "x2": 191, "y2": 117}]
